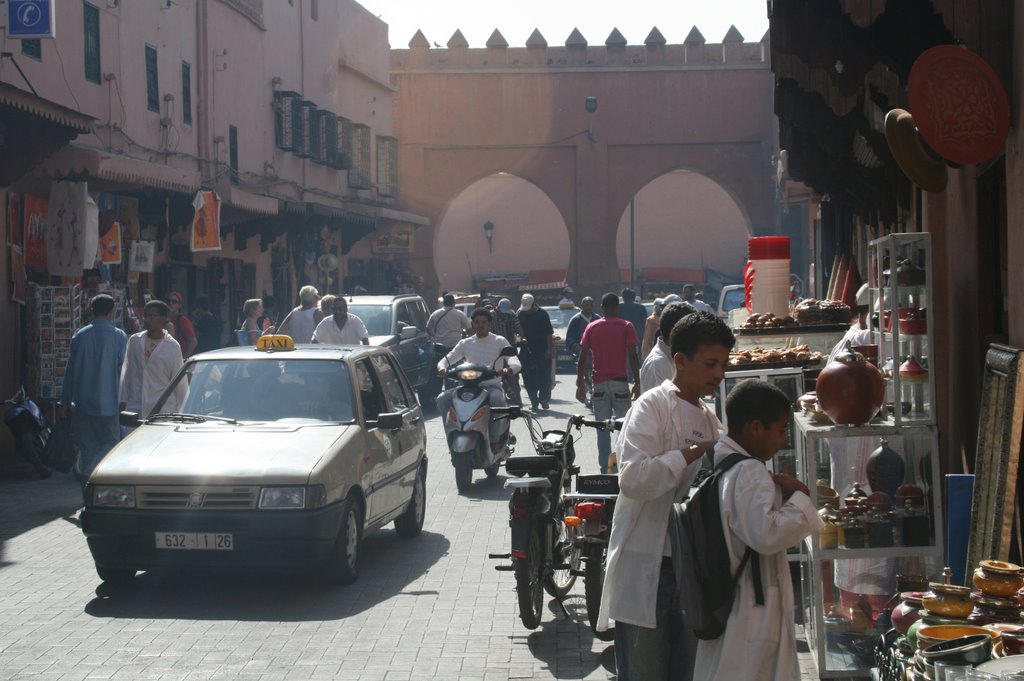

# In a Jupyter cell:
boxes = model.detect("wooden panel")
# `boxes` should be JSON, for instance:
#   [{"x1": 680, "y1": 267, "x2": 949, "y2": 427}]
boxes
[{"x1": 966, "y1": 344, "x2": 1024, "y2": 579}]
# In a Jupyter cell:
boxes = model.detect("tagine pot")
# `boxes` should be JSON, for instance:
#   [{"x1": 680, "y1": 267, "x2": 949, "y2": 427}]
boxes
[
  {"x1": 815, "y1": 341, "x2": 886, "y2": 425},
  {"x1": 972, "y1": 560, "x2": 1024, "y2": 598}
]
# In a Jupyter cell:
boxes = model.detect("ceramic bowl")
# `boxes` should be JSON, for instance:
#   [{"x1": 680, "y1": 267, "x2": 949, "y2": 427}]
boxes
[
  {"x1": 919, "y1": 633, "x2": 993, "y2": 666},
  {"x1": 1000, "y1": 626, "x2": 1024, "y2": 655},
  {"x1": 916, "y1": 624, "x2": 1000, "y2": 650}
]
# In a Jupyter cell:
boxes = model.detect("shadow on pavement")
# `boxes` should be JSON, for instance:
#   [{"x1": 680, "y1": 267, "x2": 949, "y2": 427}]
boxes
[
  {"x1": 83, "y1": 529, "x2": 451, "y2": 622},
  {"x1": 0, "y1": 473, "x2": 82, "y2": 569},
  {"x1": 457, "y1": 473, "x2": 513, "y2": 502},
  {"x1": 518, "y1": 593, "x2": 615, "y2": 678}
]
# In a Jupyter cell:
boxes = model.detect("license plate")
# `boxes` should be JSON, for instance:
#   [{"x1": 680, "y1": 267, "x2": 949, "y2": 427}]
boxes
[{"x1": 154, "y1": 532, "x2": 233, "y2": 550}]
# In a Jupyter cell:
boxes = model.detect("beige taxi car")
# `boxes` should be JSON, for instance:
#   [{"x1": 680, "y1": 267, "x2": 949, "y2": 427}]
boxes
[{"x1": 81, "y1": 336, "x2": 427, "y2": 585}]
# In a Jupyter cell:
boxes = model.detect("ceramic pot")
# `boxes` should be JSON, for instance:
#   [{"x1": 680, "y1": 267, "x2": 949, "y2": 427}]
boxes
[
  {"x1": 967, "y1": 594, "x2": 1022, "y2": 626},
  {"x1": 922, "y1": 583, "x2": 974, "y2": 620},
  {"x1": 1001, "y1": 626, "x2": 1024, "y2": 655},
  {"x1": 867, "y1": 512, "x2": 894, "y2": 547},
  {"x1": 973, "y1": 560, "x2": 1024, "y2": 598},
  {"x1": 919, "y1": 633, "x2": 993, "y2": 666},
  {"x1": 914, "y1": 623, "x2": 998, "y2": 650},
  {"x1": 867, "y1": 439, "x2": 905, "y2": 499},
  {"x1": 892, "y1": 592, "x2": 926, "y2": 635},
  {"x1": 816, "y1": 342, "x2": 886, "y2": 425}
]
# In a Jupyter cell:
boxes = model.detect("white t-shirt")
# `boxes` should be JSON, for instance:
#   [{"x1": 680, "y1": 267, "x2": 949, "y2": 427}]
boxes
[
  {"x1": 439, "y1": 333, "x2": 521, "y2": 388},
  {"x1": 312, "y1": 314, "x2": 368, "y2": 345}
]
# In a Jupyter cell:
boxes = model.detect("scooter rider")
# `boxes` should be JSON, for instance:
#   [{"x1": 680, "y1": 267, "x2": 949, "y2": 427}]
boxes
[{"x1": 437, "y1": 307, "x2": 521, "y2": 454}]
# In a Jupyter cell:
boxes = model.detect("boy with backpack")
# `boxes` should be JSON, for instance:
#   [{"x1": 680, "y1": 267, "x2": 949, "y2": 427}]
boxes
[
  {"x1": 692, "y1": 379, "x2": 822, "y2": 681},
  {"x1": 596, "y1": 311, "x2": 734, "y2": 680}
]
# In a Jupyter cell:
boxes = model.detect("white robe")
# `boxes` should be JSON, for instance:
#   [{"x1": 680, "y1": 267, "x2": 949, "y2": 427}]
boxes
[
  {"x1": 596, "y1": 380, "x2": 720, "y2": 630},
  {"x1": 693, "y1": 436, "x2": 823, "y2": 681},
  {"x1": 120, "y1": 331, "x2": 187, "y2": 417}
]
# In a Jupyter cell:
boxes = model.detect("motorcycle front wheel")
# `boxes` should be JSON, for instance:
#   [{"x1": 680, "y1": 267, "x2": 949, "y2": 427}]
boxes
[
  {"x1": 515, "y1": 526, "x2": 544, "y2": 629},
  {"x1": 543, "y1": 504, "x2": 580, "y2": 598}
]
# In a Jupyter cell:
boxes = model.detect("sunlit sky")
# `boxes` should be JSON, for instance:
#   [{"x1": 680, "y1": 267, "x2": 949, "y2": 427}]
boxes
[{"x1": 356, "y1": 0, "x2": 770, "y2": 49}]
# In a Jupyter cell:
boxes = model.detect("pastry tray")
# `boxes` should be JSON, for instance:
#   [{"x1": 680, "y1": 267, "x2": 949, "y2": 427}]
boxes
[
  {"x1": 726, "y1": 359, "x2": 825, "y2": 372},
  {"x1": 735, "y1": 323, "x2": 849, "y2": 336}
]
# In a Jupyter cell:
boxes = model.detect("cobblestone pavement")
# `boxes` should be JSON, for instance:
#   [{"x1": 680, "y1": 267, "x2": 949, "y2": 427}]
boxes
[{"x1": 0, "y1": 374, "x2": 829, "y2": 680}]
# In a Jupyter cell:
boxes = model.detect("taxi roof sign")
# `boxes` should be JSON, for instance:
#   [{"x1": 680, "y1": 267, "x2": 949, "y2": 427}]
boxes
[{"x1": 256, "y1": 334, "x2": 296, "y2": 352}]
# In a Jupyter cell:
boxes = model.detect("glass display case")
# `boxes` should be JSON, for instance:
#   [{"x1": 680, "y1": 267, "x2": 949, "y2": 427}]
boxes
[
  {"x1": 732, "y1": 326, "x2": 846, "y2": 355},
  {"x1": 868, "y1": 233, "x2": 935, "y2": 426},
  {"x1": 794, "y1": 412, "x2": 944, "y2": 678}
]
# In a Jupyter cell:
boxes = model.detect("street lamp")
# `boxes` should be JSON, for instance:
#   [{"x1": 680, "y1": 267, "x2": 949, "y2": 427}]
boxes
[{"x1": 483, "y1": 220, "x2": 495, "y2": 254}]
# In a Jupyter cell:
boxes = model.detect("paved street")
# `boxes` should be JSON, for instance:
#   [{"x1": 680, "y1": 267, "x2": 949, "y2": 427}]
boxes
[{"x1": 0, "y1": 374, "x2": 824, "y2": 680}]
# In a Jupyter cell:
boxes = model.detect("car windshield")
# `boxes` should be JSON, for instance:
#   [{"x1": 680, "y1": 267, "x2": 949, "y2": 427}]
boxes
[
  {"x1": 152, "y1": 358, "x2": 356, "y2": 423},
  {"x1": 722, "y1": 288, "x2": 745, "y2": 312},
  {"x1": 542, "y1": 306, "x2": 579, "y2": 332},
  {"x1": 347, "y1": 304, "x2": 392, "y2": 336}
]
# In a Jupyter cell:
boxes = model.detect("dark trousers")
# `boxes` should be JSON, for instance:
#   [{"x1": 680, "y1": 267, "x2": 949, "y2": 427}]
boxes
[
  {"x1": 521, "y1": 356, "x2": 550, "y2": 408},
  {"x1": 614, "y1": 559, "x2": 697, "y2": 681}
]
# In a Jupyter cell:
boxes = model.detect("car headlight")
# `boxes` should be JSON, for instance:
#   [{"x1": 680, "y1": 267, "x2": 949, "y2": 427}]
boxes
[
  {"x1": 92, "y1": 485, "x2": 136, "y2": 508},
  {"x1": 259, "y1": 486, "x2": 325, "y2": 510}
]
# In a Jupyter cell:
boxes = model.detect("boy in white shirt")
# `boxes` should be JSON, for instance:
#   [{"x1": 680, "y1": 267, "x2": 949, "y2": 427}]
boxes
[
  {"x1": 598, "y1": 312, "x2": 734, "y2": 680},
  {"x1": 693, "y1": 379, "x2": 822, "y2": 681}
]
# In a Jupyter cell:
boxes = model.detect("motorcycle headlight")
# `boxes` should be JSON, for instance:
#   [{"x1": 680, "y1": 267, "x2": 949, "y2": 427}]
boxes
[
  {"x1": 456, "y1": 369, "x2": 482, "y2": 381},
  {"x1": 259, "y1": 486, "x2": 324, "y2": 509},
  {"x1": 92, "y1": 485, "x2": 136, "y2": 508}
]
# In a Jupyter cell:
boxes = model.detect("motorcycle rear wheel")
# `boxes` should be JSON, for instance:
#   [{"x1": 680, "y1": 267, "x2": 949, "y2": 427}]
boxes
[
  {"x1": 585, "y1": 550, "x2": 614, "y2": 641},
  {"x1": 515, "y1": 526, "x2": 544, "y2": 630},
  {"x1": 543, "y1": 504, "x2": 579, "y2": 598}
]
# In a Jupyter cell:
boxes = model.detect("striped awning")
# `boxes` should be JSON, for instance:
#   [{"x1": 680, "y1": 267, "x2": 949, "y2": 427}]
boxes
[
  {"x1": 0, "y1": 82, "x2": 93, "y2": 132},
  {"x1": 520, "y1": 280, "x2": 568, "y2": 291}
]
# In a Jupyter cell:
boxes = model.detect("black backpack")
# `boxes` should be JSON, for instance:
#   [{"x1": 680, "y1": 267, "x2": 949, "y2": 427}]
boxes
[{"x1": 668, "y1": 451, "x2": 764, "y2": 640}]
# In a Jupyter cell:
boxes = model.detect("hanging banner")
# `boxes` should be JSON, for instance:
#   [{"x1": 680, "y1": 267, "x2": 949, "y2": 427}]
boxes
[
  {"x1": 23, "y1": 194, "x2": 48, "y2": 269},
  {"x1": 191, "y1": 190, "x2": 222, "y2": 252},
  {"x1": 118, "y1": 195, "x2": 140, "y2": 240},
  {"x1": 371, "y1": 223, "x2": 415, "y2": 254},
  {"x1": 46, "y1": 181, "x2": 99, "y2": 276},
  {"x1": 128, "y1": 240, "x2": 155, "y2": 273},
  {"x1": 10, "y1": 245, "x2": 26, "y2": 305},
  {"x1": 99, "y1": 221, "x2": 122, "y2": 265},
  {"x1": 6, "y1": 192, "x2": 21, "y2": 247}
]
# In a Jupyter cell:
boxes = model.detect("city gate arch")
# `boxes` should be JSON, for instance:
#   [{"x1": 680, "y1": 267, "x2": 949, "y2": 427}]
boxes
[{"x1": 391, "y1": 25, "x2": 778, "y2": 290}]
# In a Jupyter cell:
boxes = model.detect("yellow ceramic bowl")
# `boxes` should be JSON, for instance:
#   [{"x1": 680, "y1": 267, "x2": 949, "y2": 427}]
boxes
[{"x1": 916, "y1": 624, "x2": 1001, "y2": 650}]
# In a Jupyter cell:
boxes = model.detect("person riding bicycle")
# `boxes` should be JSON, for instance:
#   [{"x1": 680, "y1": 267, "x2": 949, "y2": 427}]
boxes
[{"x1": 437, "y1": 308, "x2": 522, "y2": 454}]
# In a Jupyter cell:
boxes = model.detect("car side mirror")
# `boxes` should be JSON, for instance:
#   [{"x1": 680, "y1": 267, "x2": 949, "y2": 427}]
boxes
[
  {"x1": 373, "y1": 412, "x2": 404, "y2": 430},
  {"x1": 119, "y1": 410, "x2": 141, "y2": 428},
  {"x1": 400, "y1": 326, "x2": 418, "y2": 340},
  {"x1": 500, "y1": 346, "x2": 518, "y2": 357}
]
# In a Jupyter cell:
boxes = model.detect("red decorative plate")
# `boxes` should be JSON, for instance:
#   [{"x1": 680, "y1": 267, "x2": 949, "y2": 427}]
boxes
[{"x1": 908, "y1": 45, "x2": 1010, "y2": 165}]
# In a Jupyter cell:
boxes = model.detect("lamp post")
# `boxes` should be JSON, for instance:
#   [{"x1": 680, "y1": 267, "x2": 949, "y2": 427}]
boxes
[{"x1": 483, "y1": 220, "x2": 494, "y2": 254}]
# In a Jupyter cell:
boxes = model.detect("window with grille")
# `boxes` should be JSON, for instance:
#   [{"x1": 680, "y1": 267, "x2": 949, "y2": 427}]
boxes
[
  {"x1": 84, "y1": 3, "x2": 100, "y2": 83},
  {"x1": 376, "y1": 136, "x2": 398, "y2": 196},
  {"x1": 348, "y1": 124, "x2": 372, "y2": 189},
  {"x1": 145, "y1": 45, "x2": 160, "y2": 112},
  {"x1": 182, "y1": 62, "x2": 192, "y2": 125},
  {"x1": 273, "y1": 91, "x2": 302, "y2": 151},
  {"x1": 332, "y1": 116, "x2": 352, "y2": 170},
  {"x1": 21, "y1": 39, "x2": 41, "y2": 61},
  {"x1": 298, "y1": 101, "x2": 318, "y2": 158},
  {"x1": 229, "y1": 125, "x2": 239, "y2": 185},
  {"x1": 314, "y1": 110, "x2": 335, "y2": 165}
]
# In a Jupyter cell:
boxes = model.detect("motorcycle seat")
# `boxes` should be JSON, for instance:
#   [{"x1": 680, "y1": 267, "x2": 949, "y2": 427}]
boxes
[{"x1": 505, "y1": 455, "x2": 561, "y2": 477}]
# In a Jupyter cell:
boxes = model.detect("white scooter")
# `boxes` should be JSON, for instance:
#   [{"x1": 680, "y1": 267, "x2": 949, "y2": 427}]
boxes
[{"x1": 441, "y1": 346, "x2": 518, "y2": 492}]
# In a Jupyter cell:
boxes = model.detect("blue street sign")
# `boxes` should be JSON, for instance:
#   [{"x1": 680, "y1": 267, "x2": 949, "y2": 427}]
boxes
[{"x1": 8, "y1": 0, "x2": 56, "y2": 39}]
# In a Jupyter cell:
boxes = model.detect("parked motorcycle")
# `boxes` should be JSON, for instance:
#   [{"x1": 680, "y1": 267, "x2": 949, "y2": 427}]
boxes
[
  {"x1": 440, "y1": 346, "x2": 519, "y2": 492},
  {"x1": 491, "y1": 408, "x2": 585, "y2": 629},
  {"x1": 3, "y1": 387, "x2": 51, "y2": 478},
  {"x1": 564, "y1": 418, "x2": 622, "y2": 641}
]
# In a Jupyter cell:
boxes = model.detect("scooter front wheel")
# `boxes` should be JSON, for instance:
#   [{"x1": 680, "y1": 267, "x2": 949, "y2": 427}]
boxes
[
  {"x1": 544, "y1": 502, "x2": 579, "y2": 598},
  {"x1": 515, "y1": 526, "x2": 544, "y2": 630},
  {"x1": 454, "y1": 460, "x2": 473, "y2": 492}
]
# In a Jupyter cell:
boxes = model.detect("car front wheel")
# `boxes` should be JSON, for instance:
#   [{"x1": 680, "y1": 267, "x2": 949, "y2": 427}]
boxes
[
  {"x1": 322, "y1": 498, "x2": 362, "y2": 585},
  {"x1": 394, "y1": 466, "x2": 426, "y2": 537}
]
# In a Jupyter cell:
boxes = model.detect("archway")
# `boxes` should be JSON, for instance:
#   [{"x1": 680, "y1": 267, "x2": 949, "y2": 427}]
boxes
[
  {"x1": 615, "y1": 169, "x2": 750, "y2": 294},
  {"x1": 433, "y1": 173, "x2": 570, "y2": 292}
]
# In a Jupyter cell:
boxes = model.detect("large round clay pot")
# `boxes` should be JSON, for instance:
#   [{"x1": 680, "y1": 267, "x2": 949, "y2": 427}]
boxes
[
  {"x1": 972, "y1": 560, "x2": 1024, "y2": 598},
  {"x1": 892, "y1": 592, "x2": 926, "y2": 635},
  {"x1": 815, "y1": 342, "x2": 886, "y2": 425}
]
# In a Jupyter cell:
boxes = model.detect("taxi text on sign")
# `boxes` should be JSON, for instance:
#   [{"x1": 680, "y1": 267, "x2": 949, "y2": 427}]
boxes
[{"x1": 8, "y1": 0, "x2": 56, "y2": 39}]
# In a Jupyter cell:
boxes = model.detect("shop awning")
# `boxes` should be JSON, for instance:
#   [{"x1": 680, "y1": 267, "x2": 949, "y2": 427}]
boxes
[
  {"x1": 217, "y1": 184, "x2": 278, "y2": 216},
  {"x1": 520, "y1": 280, "x2": 568, "y2": 291},
  {"x1": 344, "y1": 201, "x2": 430, "y2": 227},
  {"x1": 0, "y1": 82, "x2": 93, "y2": 132},
  {"x1": 31, "y1": 145, "x2": 202, "y2": 194}
]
